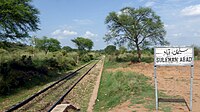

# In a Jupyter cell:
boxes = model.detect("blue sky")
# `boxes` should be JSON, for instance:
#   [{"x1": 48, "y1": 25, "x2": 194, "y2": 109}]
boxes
[{"x1": 32, "y1": 0, "x2": 200, "y2": 50}]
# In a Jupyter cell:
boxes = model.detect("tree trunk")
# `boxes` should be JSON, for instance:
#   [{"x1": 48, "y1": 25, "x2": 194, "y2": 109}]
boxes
[
  {"x1": 136, "y1": 44, "x2": 141, "y2": 62},
  {"x1": 77, "y1": 55, "x2": 79, "y2": 65},
  {"x1": 45, "y1": 50, "x2": 48, "y2": 55}
]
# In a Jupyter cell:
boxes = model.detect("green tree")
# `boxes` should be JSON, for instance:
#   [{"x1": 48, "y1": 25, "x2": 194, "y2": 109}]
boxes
[
  {"x1": 35, "y1": 36, "x2": 61, "y2": 54},
  {"x1": 0, "y1": 0, "x2": 40, "y2": 40},
  {"x1": 119, "y1": 46, "x2": 127, "y2": 54},
  {"x1": 194, "y1": 45, "x2": 200, "y2": 57},
  {"x1": 71, "y1": 37, "x2": 93, "y2": 52},
  {"x1": 62, "y1": 46, "x2": 73, "y2": 52},
  {"x1": 104, "y1": 45, "x2": 116, "y2": 55},
  {"x1": 104, "y1": 7, "x2": 168, "y2": 62}
]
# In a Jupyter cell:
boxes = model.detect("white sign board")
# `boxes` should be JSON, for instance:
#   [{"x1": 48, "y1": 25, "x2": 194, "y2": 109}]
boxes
[{"x1": 154, "y1": 47, "x2": 194, "y2": 66}]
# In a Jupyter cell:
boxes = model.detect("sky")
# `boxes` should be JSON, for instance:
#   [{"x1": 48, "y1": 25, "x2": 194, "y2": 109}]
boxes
[{"x1": 32, "y1": 0, "x2": 200, "y2": 50}]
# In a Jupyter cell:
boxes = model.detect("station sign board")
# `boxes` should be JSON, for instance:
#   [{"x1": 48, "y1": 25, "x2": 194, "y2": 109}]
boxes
[{"x1": 154, "y1": 47, "x2": 194, "y2": 66}]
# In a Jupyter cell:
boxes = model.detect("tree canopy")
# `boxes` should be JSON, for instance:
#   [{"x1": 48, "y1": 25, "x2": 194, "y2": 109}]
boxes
[
  {"x1": 104, "y1": 7, "x2": 168, "y2": 62},
  {"x1": 62, "y1": 46, "x2": 73, "y2": 52},
  {"x1": 119, "y1": 46, "x2": 127, "y2": 54},
  {"x1": 0, "y1": 0, "x2": 40, "y2": 41},
  {"x1": 104, "y1": 45, "x2": 116, "y2": 55},
  {"x1": 71, "y1": 37, "x2": 93, "y2": 51},
  {"x1": 35, "y1": 36, "x2": 61, "y2": 54}
]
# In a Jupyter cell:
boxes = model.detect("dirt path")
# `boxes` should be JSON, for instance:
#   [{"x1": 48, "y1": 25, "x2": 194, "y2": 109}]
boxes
[
  {"x1": 63, "y1": 59, "x2": 104, "y2": 112},
  {"x1": 107, "y1": 60, "x2": 200, "y2": 112},
  {"x1": 87, "y1": 57, "x2": 104, "y2": 112},
  {"x1": 109, "y1": 101, "x2": 148, "y2": 112}
]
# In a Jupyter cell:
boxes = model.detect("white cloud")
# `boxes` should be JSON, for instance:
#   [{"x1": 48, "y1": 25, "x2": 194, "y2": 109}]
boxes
[
  {"x1": 164, "y1": 24, "x2": 175, "y2": 30},
  {"x1": 117, "y1": 11, "x2": 122, "y2": 15},
  {"x1": 51, "y1": 29, "x2": 77, "y2": 38},
  {"x1": 52, "y1": 29, "x2": 77, "y2": 36},
  {"x1": 73, "y1": 19, "x2": 93, "y2": 25},
  {"x1": 145, "y1": 1, "x2": 155, "y2": 7},
  {"x1": 122, "y1": 2, "x2": 135, "y2": 7},
  {"x1": 172, "y1": 33, "x2": 182, "y2": 37},
  {"x1": 52, "y1": 29, "x2": 61, "y2": 35},
  {"x1": 63, "y1": 30, "x2": 77, "y2": 35},
  {"x1": 164, "y1": 24, "x2": 169, "y2": 28},
  {"x1": 181, "y1": 4, "x2": 200, "y2": 16},
  {"x1": 83, "y1": 31, "x2": 97, "y2": 38}
]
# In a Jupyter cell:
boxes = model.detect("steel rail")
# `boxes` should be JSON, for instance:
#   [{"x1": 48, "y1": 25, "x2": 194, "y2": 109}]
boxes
[
  {"x1": 6, "y1": 62, "x2": 92, "y2": 112},
  {"x1": 48, "y1": 60, "x2": 100, "y2": 112}
]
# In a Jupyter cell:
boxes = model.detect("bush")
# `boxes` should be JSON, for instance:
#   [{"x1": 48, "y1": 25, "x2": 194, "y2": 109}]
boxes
[
  {"x1": 141, "y1": 57, "x2": 154, "y2": 63},
  {"x1": 0, "y1": 48, "x2": 8, "y2": 54},
  {"x1": 88, "y1": 52, "x2": 100, "y2": 60},
  {"x1": 44, "y1": 58, "x2": 59, "y2": 68},
  {"x1": 0, "y1": 48, "x2": 13, "y2": 63},
  {"x1": 80, "y1": 54, "x2": 92, "y2": 62},
  {"x1": 116, "y1": 53, "x2": 134, "y2": 62},
  {"x1": 67, "y1": 52, "x2": 79, "y2": 64},
  {"x1": 142, "y1": 49, "x2": 153, "y2": 56},
  {"x1": 0, "y1": 55, "x2": 49, "y2": 94},
  {"x1": 106, "y1": 55, "x2": 117, "y2": 62},
  {"x1": 60, "y1": 57, "x2": 76, "y2": 70},
  {"x1": 0, "y1": 42, "x2": 97, "y2": 95},
  {"x1": 25, "y1": 46, "x2": 40, "y2": 54}
]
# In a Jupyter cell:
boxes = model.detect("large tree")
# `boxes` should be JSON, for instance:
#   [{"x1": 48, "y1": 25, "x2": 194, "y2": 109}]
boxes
[
  {"x1": 104, "y1": 7, "x2": 168, "y2": 62},
  {"x1": 35, "y1": 36, "x2": 61, "y2": 54},
  {"x1": 71, "y1": 37, "x2": 93, "y2": 52},
  {"x1": 0, "y1": 0, "x2": 40, "y2": 40},
  {"x1": 104, "y1": 45, "x2": 116, "y2": 55},
  {"x1": 119, "y1": 46, "x2": 127, "y2": 54},
  {"x1": 62, "y1": 46, "x2": 73, "y2": 52}
]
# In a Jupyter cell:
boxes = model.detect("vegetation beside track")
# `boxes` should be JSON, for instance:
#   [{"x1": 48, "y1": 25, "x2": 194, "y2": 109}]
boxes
[
  {"x1": 0, "y1": 41, "x2": 100, "y2": 111},
  {"x1": 94, "y1": 57, "x2": 172, "y2": 112},
  {"x1": 0, "y1": 41, "x2": 100, "y2": 95},
  {"x1": 0, "y1": 61, "x2": 97, "y2": 111}
]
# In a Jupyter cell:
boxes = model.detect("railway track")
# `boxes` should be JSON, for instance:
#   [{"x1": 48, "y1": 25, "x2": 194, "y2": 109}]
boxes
[{"x1": 5, "y1": 59, "x2": 101, "y2": 112}]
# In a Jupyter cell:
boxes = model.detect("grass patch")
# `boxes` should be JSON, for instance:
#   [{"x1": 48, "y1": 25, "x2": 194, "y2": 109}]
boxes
[
  {"x1": 94, "y1": 58, "x2": 172, "y2": 112},
  {"x1": 94, "y1": 71, "x2": 155, "y2": 111},
  {"x1": 0, "y1": 84, "x2": 50, "y2": 111},
  {"x1": 104, "y1": 58, "x2": 129, "y2": 69},
  {"x1": 194, "y1": 56, "x2": 200, "y2": 60}
]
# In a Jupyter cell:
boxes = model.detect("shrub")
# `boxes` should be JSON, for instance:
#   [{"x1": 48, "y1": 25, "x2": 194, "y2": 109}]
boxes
[
  {"x1": 0, "y1": 48, "x2": 8, "y2": 54},
  {"x1": 59, "y1": 57, "x2": 76, "y2": 70},
  {"x1": 116, "y1": 53, "x2": 134, "y2": 62},
  {"x1": 88, "y1": 52, "x2": 100, "y2": 60},
  {"x1": 0, "y1": 49, "x2": 12, "y2": 63},
  {"x1": 0, "y1": 42, "x2": 97, "y2": 95},
  {"x1": 44, "y1": 58, "x2": 59, "y2": 68},
  {"x1": 67, "y1": 52, "x2": 79, "y2": 64},
  {"x1": 80, "y1": 54, "x2": 92, "y2": 62},
  {"x1": 0, "y1": 55, "x2": 49, "y2": 94},
  {"x1": 107, "y1": 55, "x2": 116, "y2": 62},
  {"x1": 141, "y1": 57, "x2": 154, "y2": 63}
]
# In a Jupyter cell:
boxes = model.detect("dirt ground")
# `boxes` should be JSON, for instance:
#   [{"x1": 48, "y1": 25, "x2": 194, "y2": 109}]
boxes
[
  {"x1": 63, "y1": 59, "x2": 104, "y2": 112},
  {"x1": 87, "y1": 58, "x2": 104, "y2": 112},
  {"x1": 108, "y1": 60, "x2": 200, "y2": 112}
]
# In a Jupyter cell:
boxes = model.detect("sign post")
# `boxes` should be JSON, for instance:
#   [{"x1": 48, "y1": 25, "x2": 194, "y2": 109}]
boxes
[
  {"x1": 154, "y1": 46, "x2": 194, "y2": 111},
  {"x1": 190, "y1": 64, "x2": 194, "y2": 111},
  {"x1": 154, "y1": 65, "x2": 158, "y2": 110}
]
